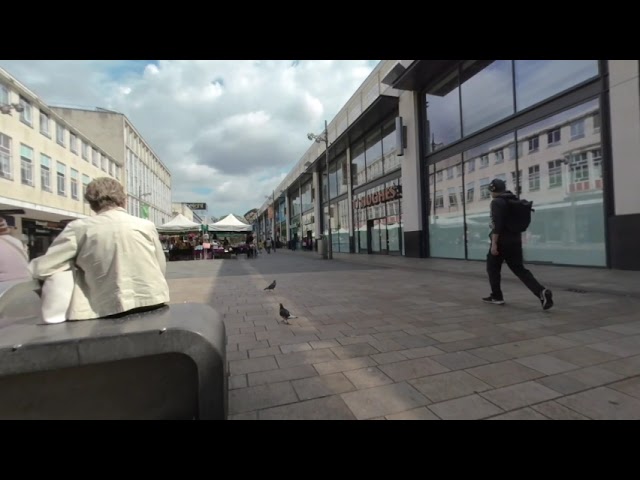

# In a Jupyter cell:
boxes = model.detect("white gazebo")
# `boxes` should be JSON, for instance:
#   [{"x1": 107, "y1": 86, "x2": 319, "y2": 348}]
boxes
[
  {"x1": 157, "y1": 214, "x2": 201, "y2": 233},
  {"x1": 209, "y1": 214, "x2": 253, "y2": 232}
]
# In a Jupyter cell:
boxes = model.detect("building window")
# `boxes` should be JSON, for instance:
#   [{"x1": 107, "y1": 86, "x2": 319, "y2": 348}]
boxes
[
  {"x1": 467, "y1": 158, "x2": 475, "y2": 173},
  {"x1": 40, "y1": 112, "x2": 51, "y2": 137},
  {"x1": 82, "y1": 174, "x2": 90, "y2": 203},
  {"x1": 19, "y1": 97, "x2": 32, "y2": 126},
  {"x1": 56, "y1": 162, "x2": 66, "y2": 196},
  {"x1": 494, "y1": 149, "x2": 504, "y2": 164},
  {"x1": 547, "y1": 128, "x2": 561, "y2": 146},
  {"x1": 71, "y1": 169, "x2": 79, "y2": 200},
  {"x1": 70, "y1": 133, "x2": 78, "y2": 154},
  {"x1": 0, "y1": 84, "x2": 8, "y2": 106},
  {"x1": 425, "y1": 68, "x2": 461, "y2": 153},
  {"x1": 446, "y1": 166, "x2": 454, "y2": 179},
  {"x1": 40, "y1": 154, "x2": 51, "y2": 192},
  {"x1": 435, "y1": 191, "x2": 444, "y2": 209},
  {"x1": 82, "y1": 141, "x2": 89, "y2": 160},
  {"x1": 548, "y1": 159, "x2": 563, "y2": 188},
  {"x1": 508, "y1": 143, "x2": 516, "y2": 160},
  {"x1": 460, "y1": 60, "x2": 514, "y2": 136},
  {"x1": 480, "y1": 178, "x2": 491, "y2": 199},
  {"x1": 56, "y1": 123, "x2": 65, "y2": 146},
  {"x1": 466, "y1": 182, "x2": 474, "y2": 203},
  {"x1": 570, "y1": 119, "x2": 585, "y2": 140},
  {"x1": 0, "y1": 133, "x2": 11, "y2": 179},
  {"x1": 570, "y1": 152, "x2": 589, "y2": 182},
  {"x1": 528, "y1": 165, "x2": 540, "y2": 191},
  {"x1": 109, "y1": 160, "x2": 115, "y2": 177},
  {"x1": 448, "y1": 187, "x2": 458, "y2": 207},
  {"x1": 593, "y1": 112, "x2": 601, "y2": 133},
  {"x1": 101, "y1": 154, "x2": 108, "y2": 172},
  {"x1": 436, "y1": 171, "x2": 443, "y2": 183},
  {"x1": 528, "y1": 136, "x2": 539, "y2": 152},
  {"x1": 92, "y1": 148, "x2": 99, "y2": 167},
  {"x1": 592, "y1": 149, "x2": 602, "y2": 179},
  {"x1": 514, "y1": 60, "x2": 599, "y2": 111},
  {"x1": 20, "y1": 144, "x2": 34, "y2": 185},
  {"x1": 480, "y1": 155, "x2": 489, "y2": 169}
]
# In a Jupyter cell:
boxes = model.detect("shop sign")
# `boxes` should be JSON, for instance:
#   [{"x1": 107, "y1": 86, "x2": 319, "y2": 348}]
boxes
[{"x1": 353, "y1": 185, "x2": 402, "y2": 210}]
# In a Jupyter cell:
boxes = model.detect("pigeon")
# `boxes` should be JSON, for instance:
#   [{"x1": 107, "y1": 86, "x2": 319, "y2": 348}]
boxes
[
  {"x1": 264, "y1": 280, "x2": 276, "y2": 291},
  {"x1": 279, "y1": 303, "x2": 297, "y2": 324}
]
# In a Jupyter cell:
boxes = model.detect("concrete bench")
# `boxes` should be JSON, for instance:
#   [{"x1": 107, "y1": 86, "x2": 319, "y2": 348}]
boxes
[
  {"x1": 0, "y1": 303, "x2": 227, "y2": 420},
  {"x1": 0, "y1": 279, "x2": 40, "y2": 320}
]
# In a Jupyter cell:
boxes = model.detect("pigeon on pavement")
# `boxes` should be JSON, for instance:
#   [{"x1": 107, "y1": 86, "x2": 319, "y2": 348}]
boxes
[
  {"x1": 264, "y1": 280, "x2": 276, "y2": 291},
  {"x1": 279, "y1": 303, "x2": 297, "y2": 324}
]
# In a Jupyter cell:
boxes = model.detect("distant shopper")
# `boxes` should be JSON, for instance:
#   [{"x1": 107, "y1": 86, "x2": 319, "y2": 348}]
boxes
[
  {"x1": 483, "y1": 178, "x2": 553, "y2": 310},
  {"x1": 29, "y1": 177, "x2": 170, "y2": 321},
  {"x1": 0, "y1": 217, "x2": 30, "y2": 285}
]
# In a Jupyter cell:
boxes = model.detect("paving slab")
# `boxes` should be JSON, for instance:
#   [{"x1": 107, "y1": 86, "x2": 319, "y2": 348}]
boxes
[
  {"x1": 428, "y1": 394, "x2": 504, "y2": 420},
  {"x1": 340, "y1": 382, "x2": 430, "y2": 420},
  {"x1": 165, "y1": 250, "x2": 640, "y2": 420}
]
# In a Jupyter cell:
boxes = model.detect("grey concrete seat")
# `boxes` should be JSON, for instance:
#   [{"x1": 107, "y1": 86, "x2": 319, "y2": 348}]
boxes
[{"x1": 0, "y1": 302, "x2": 227, "y2": 420}]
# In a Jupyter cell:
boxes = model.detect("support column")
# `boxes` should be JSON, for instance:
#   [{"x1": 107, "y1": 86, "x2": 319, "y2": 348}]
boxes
[
  {"x1": 399, "y1": 90, "x2": 424, "y2": 258},
  {"x1": 313, "y1": 171, "x2": 322, "y2": 240},
  {"x1": 285, "y1": 193, "x2": 291, "y2": 247},
  {"x1": 346, "y1": 146, "x2": 354, "y2": 252},
  {"x1": 608, "y1": 60, "x2": 640, "y2": 270}
]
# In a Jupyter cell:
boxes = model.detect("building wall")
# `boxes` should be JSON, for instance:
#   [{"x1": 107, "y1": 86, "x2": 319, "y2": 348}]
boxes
[
  {"x1": 52, "y1": 107, "x2": 172, "y2": 226},
  {"x1": 1, "y1": 69, "x2": 124, "y2": 255},
  {"x1": 171, "y1": 203, "x2": 195, "y2": 222},
  {"x1": 51, "y1": 107, "x2": 125, "y2": 165},
  {"x1": 124, "y1": 119, "x2": 172, "y2": 226},
  {"x1": 399, "y1": 90, "x2": 423, "y2": 257},
  {"x1": 256, "y1": 59, "x2": 640, "y2": 270}
]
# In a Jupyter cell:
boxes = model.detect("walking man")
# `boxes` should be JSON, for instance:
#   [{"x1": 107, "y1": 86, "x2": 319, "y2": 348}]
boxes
[{"x1": 483, "y1": 178, "x2": 553, "y2": 310}]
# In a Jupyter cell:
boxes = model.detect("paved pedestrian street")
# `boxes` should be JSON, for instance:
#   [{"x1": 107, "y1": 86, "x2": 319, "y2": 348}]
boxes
[{"x1": 167, "y1": 251, "x2": 640, "y2": 420}]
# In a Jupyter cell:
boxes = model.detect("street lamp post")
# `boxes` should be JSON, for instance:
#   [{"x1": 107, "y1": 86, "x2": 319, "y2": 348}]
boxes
[{"x1": 308, "y1": 120, "x2": 332, "y2": 259}]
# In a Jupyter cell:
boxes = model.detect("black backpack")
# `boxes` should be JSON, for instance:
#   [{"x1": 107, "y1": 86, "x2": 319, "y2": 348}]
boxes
[{"x1": 504, "y1": 198, "x2": 535, "y2": 233}]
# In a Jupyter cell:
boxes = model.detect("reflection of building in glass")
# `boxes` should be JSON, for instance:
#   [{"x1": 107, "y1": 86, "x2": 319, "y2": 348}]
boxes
[{"x1": 254, "y1": 59, "x2": 640, "y2": 270}]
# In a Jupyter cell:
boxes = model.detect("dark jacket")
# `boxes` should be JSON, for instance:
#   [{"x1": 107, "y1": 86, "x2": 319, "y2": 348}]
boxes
[{"x1": 490, "y1": 191, "x2": 520, "y2": 239}]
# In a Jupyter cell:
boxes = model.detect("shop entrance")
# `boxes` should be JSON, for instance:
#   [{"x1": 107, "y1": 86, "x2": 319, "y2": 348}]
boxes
[{"x1": 367, "y1": 218, "x2": 388, "y2": 254}]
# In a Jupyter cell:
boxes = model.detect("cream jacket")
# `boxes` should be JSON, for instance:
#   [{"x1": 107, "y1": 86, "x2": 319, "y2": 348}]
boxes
[{"x1": 29, "y1": 208, "x2": 170, "y2": 320}]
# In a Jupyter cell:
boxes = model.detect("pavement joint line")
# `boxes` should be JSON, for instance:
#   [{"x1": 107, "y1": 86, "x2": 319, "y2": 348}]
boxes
[{"x1": 276, "y1": 250, "x2": 640, "y2": 300}]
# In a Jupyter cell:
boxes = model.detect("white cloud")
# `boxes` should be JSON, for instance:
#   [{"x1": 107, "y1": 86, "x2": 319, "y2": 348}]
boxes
[{"x1": 0, "y1": 59, "x2": 378, "y2": 217}]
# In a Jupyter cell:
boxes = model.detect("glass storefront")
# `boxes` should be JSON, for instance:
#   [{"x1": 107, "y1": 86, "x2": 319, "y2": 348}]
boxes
[
  {"x1": 328, "y1": 198, "x2": 350, "y2": 253},
  {"x1": 351, "y1": 117, "x2": 401, "y2": 188},
  {"x1": 353, "y1": 177, "x2": 403, "y2": 254},
  {"x1": 428, "y1": 153, "x2": 466, "y2": 259},
  {"x1": 301, "y1": 179, "x2": 313, "y2": 212},
  {"x1": 301, "y1": 210, "x2": 314, "y2": 249},
  {"x1": 425, "y1": 60, "x2": 600, "y2": 154},
  {"x1": 427, "y1": 96, "x2": 606, "y2": 267}
]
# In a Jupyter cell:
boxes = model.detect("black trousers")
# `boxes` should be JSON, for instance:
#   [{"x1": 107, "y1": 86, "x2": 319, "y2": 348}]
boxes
[{"x1": 487, "y1": 238, "x2": 544, "y2": 300}]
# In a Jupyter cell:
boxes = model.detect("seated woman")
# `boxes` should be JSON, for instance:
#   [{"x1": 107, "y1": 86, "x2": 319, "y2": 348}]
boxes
[{"x1": 29, "y1": 177, "x2": 170, "y2": 321}]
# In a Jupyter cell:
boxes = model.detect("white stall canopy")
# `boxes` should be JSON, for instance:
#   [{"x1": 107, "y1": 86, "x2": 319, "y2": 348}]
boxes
[
  {"x1": 209, "y1": 214, "x2": 253, "y2": 232},
  {"x1": 157, "y1": 214, "x2": 201, "y2": 233}
]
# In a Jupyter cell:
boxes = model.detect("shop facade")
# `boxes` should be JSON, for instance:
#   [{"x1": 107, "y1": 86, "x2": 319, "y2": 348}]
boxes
[
  {"x1": 256, "y1": 60, "x2": 640, "y2": 270},
  {"x1": 418, "y1": 60, "x2": 607, "y2": 267}
]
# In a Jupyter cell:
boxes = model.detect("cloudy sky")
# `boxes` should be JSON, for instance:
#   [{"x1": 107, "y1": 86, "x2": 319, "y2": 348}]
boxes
[{"x1": 0, "y1": 60, "x2": 379, "y2": 217}]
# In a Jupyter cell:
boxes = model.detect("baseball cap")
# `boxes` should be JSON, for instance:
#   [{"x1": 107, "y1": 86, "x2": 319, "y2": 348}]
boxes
[{"x1": 488, "y1": 178, "x2": 506, "y2": 193}]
